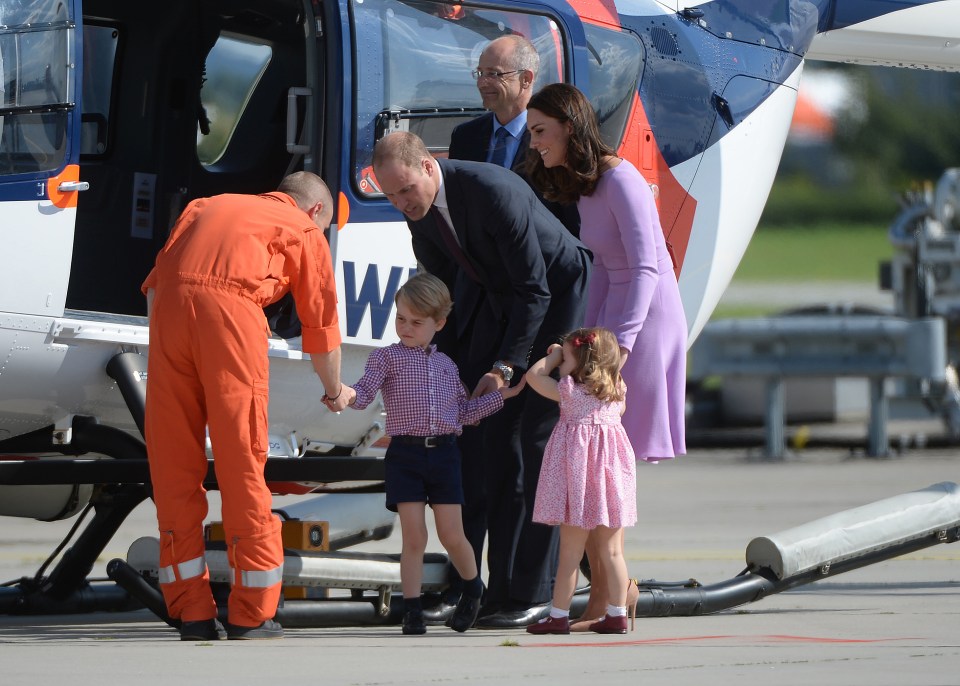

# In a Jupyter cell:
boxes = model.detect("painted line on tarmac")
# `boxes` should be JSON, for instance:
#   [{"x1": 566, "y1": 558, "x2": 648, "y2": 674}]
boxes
[
  {"x1": 626, "y1": 551, "x2": 960, "y2": 561},
  {"x1": 524, "y1": 634, "x2": 921, "y2": 648}
]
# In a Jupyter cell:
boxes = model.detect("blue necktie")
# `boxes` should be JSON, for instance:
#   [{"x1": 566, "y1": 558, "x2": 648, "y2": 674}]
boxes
[{"x1": 489, "y1": 127, "x2": 511, "y2": 168}]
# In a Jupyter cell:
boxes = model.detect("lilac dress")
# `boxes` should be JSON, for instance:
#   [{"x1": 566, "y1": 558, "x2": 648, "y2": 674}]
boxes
[
  {"x1": 533, "y1": 376, "x2": 637, "y2": 529},
  {"x1": 578, "y1": 161, "x2": 687, "y2": 460}
]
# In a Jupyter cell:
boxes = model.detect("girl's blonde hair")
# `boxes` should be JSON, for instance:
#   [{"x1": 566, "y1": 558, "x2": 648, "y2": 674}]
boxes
[{"x1": 562, "y1": 327, "x2": 625, "y2": 402}]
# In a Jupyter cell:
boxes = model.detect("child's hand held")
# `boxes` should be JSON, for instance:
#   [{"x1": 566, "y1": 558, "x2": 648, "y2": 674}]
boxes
[{"x1": 499, "y1": 376, "x2": 527, "y2": 400}]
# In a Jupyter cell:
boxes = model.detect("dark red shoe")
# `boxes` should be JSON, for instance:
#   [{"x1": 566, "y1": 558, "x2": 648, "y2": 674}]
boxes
[
  {"x1": 525, "y1": 615, "x2": 570, "y2": 635},
  {"x1": 589, "y1": 614, "x2": 628, "y2": 634}
]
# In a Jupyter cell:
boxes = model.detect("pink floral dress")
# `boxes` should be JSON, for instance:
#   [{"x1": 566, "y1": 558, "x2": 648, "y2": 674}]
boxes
[{"x1": 532, "y1": 376, "x2": 637, "y2": 529}]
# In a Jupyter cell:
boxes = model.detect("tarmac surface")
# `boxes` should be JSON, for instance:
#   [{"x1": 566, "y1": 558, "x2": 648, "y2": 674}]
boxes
[{"x1": 1, "y1": 416, "x2": 958, "y2": 686}]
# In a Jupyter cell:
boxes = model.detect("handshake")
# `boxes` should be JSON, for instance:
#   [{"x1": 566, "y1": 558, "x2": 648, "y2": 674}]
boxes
[{"x1": 322, "y1": 385, "x2": 356, "y2": 413}]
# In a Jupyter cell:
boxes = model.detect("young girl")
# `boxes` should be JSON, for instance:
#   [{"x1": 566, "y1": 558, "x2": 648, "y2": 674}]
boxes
[{"x1": 524, "y1": 327, "x2": 637, "y2": 635}]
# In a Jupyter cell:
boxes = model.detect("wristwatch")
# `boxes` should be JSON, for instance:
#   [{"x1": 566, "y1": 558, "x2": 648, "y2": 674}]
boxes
[{"x1": 492, "y1": 360, "x2": 514, "y2": 382}]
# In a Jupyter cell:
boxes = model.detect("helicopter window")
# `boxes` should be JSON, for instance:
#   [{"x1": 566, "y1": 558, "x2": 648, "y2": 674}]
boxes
[
  {"x1": 0, "y1": 1, "x2": 73, "y2": 177},
  {"x1": 351, "y1": 0, "x2": 565, "y2": 197},
  {"x1": 79, "y1": 24, "x2": 118, "y2": 156},
  {"x1": 196, "y1": 35, "x2": 272, "y2": 167},
  {"x1": 583, "y1": 23, "x2": 645, "y2": 151}
]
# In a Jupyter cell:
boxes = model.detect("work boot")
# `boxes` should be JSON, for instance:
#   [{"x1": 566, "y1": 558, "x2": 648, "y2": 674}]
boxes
[
  {"x1": 226, "y1": 618, "x2": 284, "y2": 640},
  {"x1": 179, "y1": 618, "x2": 227, "y2": 641}
]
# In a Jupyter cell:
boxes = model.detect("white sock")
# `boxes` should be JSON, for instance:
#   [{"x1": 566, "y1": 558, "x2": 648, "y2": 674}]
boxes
[
  {"x1": 606, "y1": 604, "x2": 627, "y2": 617},
  {"x1": 548, "y1": 606, "x2": 570, "y2": 620}
]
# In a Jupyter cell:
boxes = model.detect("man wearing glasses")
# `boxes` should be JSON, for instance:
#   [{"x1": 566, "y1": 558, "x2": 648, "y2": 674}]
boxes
[
  {"x1": 449, "y1": 35, "x2": 537, "y2": 174},
  {"x1": 449, "y1": 35, "x2": 579, "y2": 237}
]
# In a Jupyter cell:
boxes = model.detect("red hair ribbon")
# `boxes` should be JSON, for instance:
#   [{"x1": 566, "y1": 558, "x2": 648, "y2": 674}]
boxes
[{"x1": 572, "y1": 332, "x2": 596, "y2": 348}]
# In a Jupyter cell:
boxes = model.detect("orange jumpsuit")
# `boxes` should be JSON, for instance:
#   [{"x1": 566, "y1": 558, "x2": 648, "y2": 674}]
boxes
[{"x1": 141, "y1": 192, "x2": 340, "y2": 627}]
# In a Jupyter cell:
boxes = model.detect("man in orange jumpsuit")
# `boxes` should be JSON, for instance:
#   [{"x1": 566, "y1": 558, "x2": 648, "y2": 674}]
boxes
[{"x1": 142, "y1": 172, "x2": 354, "y2": 641}]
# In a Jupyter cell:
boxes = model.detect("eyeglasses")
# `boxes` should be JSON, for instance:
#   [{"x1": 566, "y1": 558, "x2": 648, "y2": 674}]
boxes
[{"x1": 471, "y1": 69, "x2": 521, "y2": 81}]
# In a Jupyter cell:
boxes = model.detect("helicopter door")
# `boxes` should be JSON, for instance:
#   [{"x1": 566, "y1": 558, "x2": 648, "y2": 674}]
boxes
[{"x1": 0, "y1": 0, "x2": 81, "y2": 318}]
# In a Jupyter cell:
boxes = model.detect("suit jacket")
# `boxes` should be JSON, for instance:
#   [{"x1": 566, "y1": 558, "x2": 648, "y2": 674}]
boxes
[
  {"x1": 449, "y1": 112, "x2": 529, "y2": 173},
  {"x1": 449, "y1": 113, "x2": 580, "y2": 237},
  {"x1": 409, "y1": 158, "x2": 588, "y2": 368}
]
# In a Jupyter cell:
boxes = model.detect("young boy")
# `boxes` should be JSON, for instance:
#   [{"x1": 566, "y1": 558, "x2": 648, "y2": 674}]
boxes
[{"x1": 343, "y1": 273, "x2": 524, "y2": 634}]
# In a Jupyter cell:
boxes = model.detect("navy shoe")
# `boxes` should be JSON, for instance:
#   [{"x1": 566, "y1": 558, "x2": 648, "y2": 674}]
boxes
[
  {"x1": 422, "y1": 599, "x2": 458, "y2": 625},
  {"x1": 447, "y1": 593, "x2": 482, "y2": 633},
  {"x1": 402, "y1": 609, "x2": 427, "y2": 635},
  {"x1": 179, "y1": 618, "x2": 227, "y2": 641},
  {"x1": 226, "y1": 619, "x2": 284, "y2": 640}
]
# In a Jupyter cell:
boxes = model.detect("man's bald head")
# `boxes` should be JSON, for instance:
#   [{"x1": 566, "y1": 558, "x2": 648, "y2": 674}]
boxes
[
  {"x1": 476, "y1": 35, "x2": 539, "y2": 122},
  {"x1": 278, "y1": 172, "x2": 334, "y2": 229}
]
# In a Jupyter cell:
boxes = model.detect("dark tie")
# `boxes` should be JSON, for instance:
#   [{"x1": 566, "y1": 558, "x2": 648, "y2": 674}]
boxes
[
  {"x1": 489, "y1": 127, "x2": 511, "y2": 168},
  {"x1": 430, "y1": 207, "x2": 481, "y2": 283}
]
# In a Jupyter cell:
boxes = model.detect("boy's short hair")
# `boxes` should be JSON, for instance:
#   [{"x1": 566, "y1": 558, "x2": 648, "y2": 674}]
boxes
[{"x1": 395, "y1": 272, "x2": 453, "y2": 321}]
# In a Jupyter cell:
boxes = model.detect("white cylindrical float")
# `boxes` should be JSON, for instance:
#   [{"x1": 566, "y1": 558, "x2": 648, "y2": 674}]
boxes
[{"x1": 746, "y1": 481, "x2": 960, "y2": 580}]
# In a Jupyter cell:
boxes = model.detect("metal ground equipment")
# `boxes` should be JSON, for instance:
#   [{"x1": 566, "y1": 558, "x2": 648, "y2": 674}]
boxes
[{"x1": 885, "y1": 167, "x2": 960, "y2": 439}]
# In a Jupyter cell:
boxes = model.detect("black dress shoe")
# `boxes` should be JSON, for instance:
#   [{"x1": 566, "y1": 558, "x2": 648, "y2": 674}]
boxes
[
  {"x1": 473, "y1": 603, "x2": 550, "y2": 629},
  {"x1": 421, "y1": 600, "x2": 458, "y2": 625},
  {"x1": 402, "y1": 609, "x2": 427, "y2": 635},
  {"x1": 475, "y1": 601, "x2": 502, "y2": 619},
  {"x1": 179, "y1": 618, "x2": 227, "y2": 641},
  {"x1": 447, "y1": 593, "x2": 482, "y2": 632}
]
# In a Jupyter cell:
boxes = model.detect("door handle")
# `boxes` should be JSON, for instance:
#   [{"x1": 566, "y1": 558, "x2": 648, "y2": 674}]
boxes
[
  {"x1": 286, "y1": 87, "x2": 312, "y2": 154},
  {"x1": 58, "y1": 181, "x2": 90, "y2": 192}
]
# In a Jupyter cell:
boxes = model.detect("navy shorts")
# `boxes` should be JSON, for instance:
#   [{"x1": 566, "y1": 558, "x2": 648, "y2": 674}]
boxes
[{"x1": 384, "y1": 436, "x2": 463, "y2": 512}]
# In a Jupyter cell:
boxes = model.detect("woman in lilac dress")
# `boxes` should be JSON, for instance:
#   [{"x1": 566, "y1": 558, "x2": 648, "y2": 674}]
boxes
[{"x1": 526, "y1": 82, "x2": 687, "y2": 628}]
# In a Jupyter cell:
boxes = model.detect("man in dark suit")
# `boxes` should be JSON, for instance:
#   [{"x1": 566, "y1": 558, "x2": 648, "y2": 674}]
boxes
[
  {"x1": 440, "y1": 35, "x2": 579, "y2": 627},
  {"x1": 449, "y1": 35, "x2": 579, "y2": 236},
  {"x1": 373, "y1": 131, "x2": 591, "y2": 628}
]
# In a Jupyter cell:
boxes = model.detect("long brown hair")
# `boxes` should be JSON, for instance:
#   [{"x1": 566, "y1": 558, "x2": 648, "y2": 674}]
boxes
[
  {"x1": 562, "y1": 327, "x2": 625, "y2": 402},
  {"x1": 526, "y1": 83, "x2": 615, "y2": 204}
]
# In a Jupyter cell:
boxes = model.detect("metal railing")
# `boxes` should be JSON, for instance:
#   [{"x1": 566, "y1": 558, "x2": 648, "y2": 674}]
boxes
[{"x1": 689, "y1": 316, "x2": 946, "y2": 457}]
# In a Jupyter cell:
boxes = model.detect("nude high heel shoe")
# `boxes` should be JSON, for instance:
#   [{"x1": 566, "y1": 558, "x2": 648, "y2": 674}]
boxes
[{"x1": 627, "y1": 578, "x2": 640, "y2": 632}]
